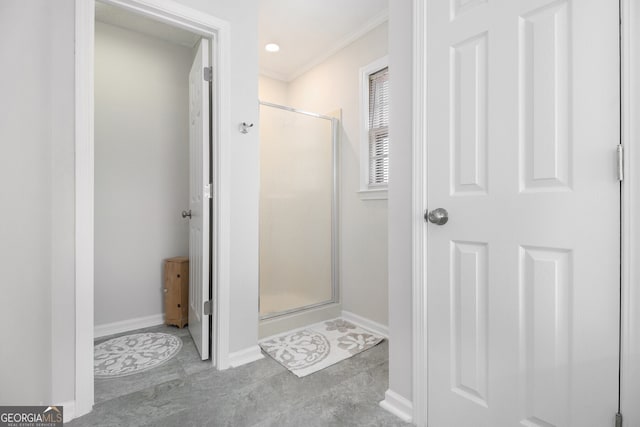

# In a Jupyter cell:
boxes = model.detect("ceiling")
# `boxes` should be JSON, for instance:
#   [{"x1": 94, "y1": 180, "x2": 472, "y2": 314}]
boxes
[
  {"x1": 95, "y1": 1, "x2": 389, "y2": 82},
  {"x1": 259, "y1": 0, "x2": 389, "y2": 82},
  {"x1": 95, "y1": 1, "x2": 200, "y2": 48}
]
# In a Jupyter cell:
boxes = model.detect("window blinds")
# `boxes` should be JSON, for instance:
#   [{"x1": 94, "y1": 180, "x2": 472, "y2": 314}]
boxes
[{"x1": 368, "y1": 67, "x2": 389, "y2": 186}]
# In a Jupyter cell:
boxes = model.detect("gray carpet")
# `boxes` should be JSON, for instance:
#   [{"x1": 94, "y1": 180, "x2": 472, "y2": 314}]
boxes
[{"x1": 68, "y1": 324, "x2": 411, "y2": 427}]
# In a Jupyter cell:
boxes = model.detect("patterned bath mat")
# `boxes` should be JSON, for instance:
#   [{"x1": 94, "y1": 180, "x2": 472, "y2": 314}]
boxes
[
  {"x1": 259, "y1": 318, "x2": 384, "y2": 377},
  {"x1": 94, "y1": 332, "x2": 182, "y2": 378}
]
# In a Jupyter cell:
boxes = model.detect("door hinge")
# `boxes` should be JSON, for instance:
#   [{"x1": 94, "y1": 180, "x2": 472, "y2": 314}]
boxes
[
  {"x1": 203, "y1": 66, "x2": 213, "y2": 82},
  {"x1": 204, "y1": 183, "x2": 213, "y2": 199},
  {"x1": 203, "y1": 300, "x2": 213, "y2": 316},
  {"x1": 615, "y1": 412, "x2": 622, "y2": 427},
  {"x1": 617, "y1": 144, "x2": 624, "y2": 182}
]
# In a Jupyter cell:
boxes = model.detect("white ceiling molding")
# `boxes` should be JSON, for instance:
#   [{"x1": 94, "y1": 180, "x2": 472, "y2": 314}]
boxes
[
  {"x1": 259, "y1": 68, "x2": 290, "y2": 83},
  {"x1": 260, "y1": 8, "x2": 389, "y2": 83}
]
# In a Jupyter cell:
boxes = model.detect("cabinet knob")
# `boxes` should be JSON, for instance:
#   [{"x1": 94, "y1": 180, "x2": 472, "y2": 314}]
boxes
[{"x1": 163, "y1": 288, "x2": 168, "y2": 293}]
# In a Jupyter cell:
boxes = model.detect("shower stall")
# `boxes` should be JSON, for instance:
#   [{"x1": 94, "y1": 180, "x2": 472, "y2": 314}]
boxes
[{"x1": 258, "y1": 101, "x2": 339, "y2": 326}]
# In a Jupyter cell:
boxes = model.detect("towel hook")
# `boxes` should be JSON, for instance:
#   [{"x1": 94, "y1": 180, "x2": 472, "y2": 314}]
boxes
[{"x1": 239, "y1": 122, "x2": 254, "y2": 134}]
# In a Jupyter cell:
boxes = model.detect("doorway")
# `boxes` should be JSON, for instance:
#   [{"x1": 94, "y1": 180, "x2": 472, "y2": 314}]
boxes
[
  {"x1": 74, "y1": 0, "x2": 230, "y2": 417},
  {"x1": 92, "y1": 0, "x2": 212, "y2": 400},
  {"x1": 414, "y1": 0, "x2": 622, "y2": 425}
]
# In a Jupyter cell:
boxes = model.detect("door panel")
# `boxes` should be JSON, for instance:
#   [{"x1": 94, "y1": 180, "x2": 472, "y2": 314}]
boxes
[
  {"x1": 450, "y1": 241, "x2": 489, "y2": 407},
  {"x1": 426, "y1": 0, "x2": 620, "y2": 425},
  {"x1": 519, "y1": 246, "x2": 572, "y2": 426},
  {"x1": 188, "y1": 38, "x2": 210, "y2": 361}
]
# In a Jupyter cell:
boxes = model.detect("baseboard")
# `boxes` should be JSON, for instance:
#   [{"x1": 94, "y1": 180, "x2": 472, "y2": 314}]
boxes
[
  {"x1": 379, "y1": 389, "x2": 413, "y2": 423},
  {"x1": 94, "y1": 313, "x2": 165, "y2": 338},
  {"x1": 341, "y1": 310, "x2": 389, "y2": 338},
  {"x1": 228, "y1": 345, "x2": 264, "y2": 368},
  {"x1": 57, "y1": 400, "x2": 75, "y2": 423}
]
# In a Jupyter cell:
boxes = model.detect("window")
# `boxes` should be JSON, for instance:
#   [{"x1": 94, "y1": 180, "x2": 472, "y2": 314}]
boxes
[
  {"x1": 368, "y1": 67, "x2": 389, "y2": 186},
  {"x1": 359, "y1": 57, "x2": 389, "y2": 199}
]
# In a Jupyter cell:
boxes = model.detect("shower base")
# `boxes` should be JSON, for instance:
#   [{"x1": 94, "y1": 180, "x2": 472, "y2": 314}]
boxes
[
  {"x1": 258, "y1": 301, "x2": 341, "y2": 339},
  {"x1": 259, "y1": 291, "x2": 322, "y2": 317}
]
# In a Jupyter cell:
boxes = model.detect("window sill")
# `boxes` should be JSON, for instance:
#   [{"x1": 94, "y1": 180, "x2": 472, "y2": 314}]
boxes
[{"x1": 358, "y1": 188, "x2": 388, "y2": 200}]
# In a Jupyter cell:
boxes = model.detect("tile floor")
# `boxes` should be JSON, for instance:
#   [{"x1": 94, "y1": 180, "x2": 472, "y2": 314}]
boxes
[{"x1": 68, "y1": 324, "x2": 410, "y2": 427}]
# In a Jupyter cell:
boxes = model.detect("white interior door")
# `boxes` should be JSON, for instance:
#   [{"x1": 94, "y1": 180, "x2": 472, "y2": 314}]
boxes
[
  {"x1": 188, "y1": 38, "x2": 210, "y2": 360},
  {"x1": 426, "y1": 0, "x2": 620, "y2": 426}
]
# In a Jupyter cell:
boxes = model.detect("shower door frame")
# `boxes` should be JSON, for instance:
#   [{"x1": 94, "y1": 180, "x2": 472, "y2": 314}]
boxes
[{"x1": 258, "y1": 101, "x2": 340, "y2": 320}]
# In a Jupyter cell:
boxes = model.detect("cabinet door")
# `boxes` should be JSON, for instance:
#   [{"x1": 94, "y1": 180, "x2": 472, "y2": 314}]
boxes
[{"x1": 165, "y1": 261, "x2": 182, "y2": 325}]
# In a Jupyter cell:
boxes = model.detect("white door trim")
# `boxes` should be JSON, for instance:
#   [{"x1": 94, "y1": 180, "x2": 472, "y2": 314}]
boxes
[
  {"x1": 621, "y1": 0, "x2": 640, "y2": 424},
  {"x1": 74, "y1": 0, "x2": 95, "y2": 418},
  {"x1": 74, "y1": 0, "x2": 232, "y2": 418},
  {"x1": 411, "y1": 0, "x2": 640, "y2": 425},
  {"x1": 411, "y1": 0, "x2": 428, "y2": 425}
]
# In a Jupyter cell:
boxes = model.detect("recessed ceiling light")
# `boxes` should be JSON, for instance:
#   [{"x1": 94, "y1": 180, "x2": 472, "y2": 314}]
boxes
[{"x1": 265, "y1": 43, "x2": 280, "y2": 53}]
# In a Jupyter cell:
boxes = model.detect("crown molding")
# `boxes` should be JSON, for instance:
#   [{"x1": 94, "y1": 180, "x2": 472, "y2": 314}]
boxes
[{"x1": 259, "y1": 68, "x2": 290, "y2": 82}]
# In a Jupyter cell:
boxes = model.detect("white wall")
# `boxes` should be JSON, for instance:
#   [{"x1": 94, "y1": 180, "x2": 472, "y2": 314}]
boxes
[
  {"x1": 259, "y1": 76, "x2": 288, "y2": 105},
  {"x1": 0, "y1": 0, "x2": 77, "y2": 406},
  {"x1": 259, "y1": 22, "x2": 390, "y2": 327},
  {"x1": 387, "y1": 0, "x2": 414, "y2": 404},
  {"x1": 0, "y1": 0, "x2": 55, "y2": 405},
  {"x1": 94, "y1": 22, "x2": 191, "y2": 327},
  {"x1": 50, "y1": 0, "x2": 77, "y2": 406}
]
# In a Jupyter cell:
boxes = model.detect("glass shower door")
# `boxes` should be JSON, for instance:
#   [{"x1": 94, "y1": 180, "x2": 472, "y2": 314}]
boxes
[{"x1": 258, "y1": 102, "x2": 337, "y2": 318}]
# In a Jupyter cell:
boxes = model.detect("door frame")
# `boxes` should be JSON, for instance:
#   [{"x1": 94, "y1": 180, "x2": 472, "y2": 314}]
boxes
[
  {"x1": 620, "y1": 0, "x2": 640, "y2": 425},
  {"x1": 411, "y1": 0, "x2": 428, "y2": 425},
  {"x1": 411, "y1": 0, "x2": 640, "y2": 425},
  {"x1": 74, "y1": 0, "x2": 232, "y2": 418}
]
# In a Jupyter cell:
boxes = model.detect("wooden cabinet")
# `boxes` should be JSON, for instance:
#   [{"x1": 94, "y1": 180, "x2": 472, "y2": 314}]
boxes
[{"x1": 164, "y1": 257, "x2": 189, "y2": 328}]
